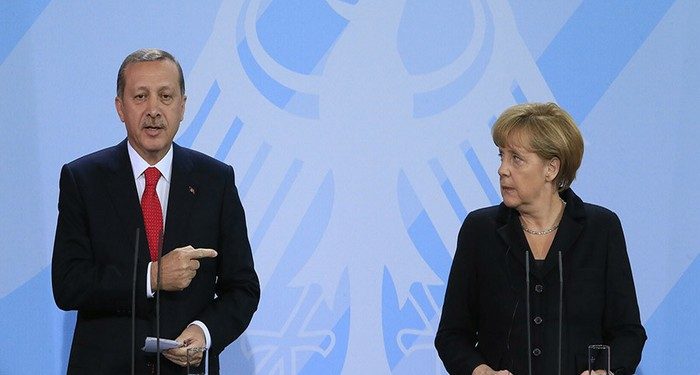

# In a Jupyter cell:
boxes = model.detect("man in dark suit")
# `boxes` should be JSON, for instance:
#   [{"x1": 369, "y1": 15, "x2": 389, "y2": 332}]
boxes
[{"x1": 52, "y1": 49, "x2": 260, "y2": 374}]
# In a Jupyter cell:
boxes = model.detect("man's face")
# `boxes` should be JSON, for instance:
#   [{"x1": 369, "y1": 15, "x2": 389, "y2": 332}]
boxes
[{"x1": 115, "y1": 59, "x2": 186, "y2": 164}]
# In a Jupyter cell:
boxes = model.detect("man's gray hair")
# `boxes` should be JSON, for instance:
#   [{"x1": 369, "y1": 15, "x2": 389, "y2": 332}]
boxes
[{"x1": 116, "y1": 48, "x2": 185, "y2": 98}]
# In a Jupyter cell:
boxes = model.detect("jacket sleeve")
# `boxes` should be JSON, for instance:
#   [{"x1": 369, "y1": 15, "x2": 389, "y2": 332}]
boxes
[
  {"x1": 435, "y1": 214, "x2": 485, "y2": 375},
  {"x1": 51, "y1": 164, "x2": 151, "y2": 317},
  {"x1": 196, "y1": 165, "x2": 260, "y2": 355},
  {"x1": 603, "y1": 213, "x2": 647, "y2": 374}
]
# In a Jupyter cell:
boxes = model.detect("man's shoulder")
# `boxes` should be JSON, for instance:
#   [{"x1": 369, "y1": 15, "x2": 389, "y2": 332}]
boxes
[
  {"x1": 64, "y1": 142, "x2": 125, "y2": 172},
  {"x1": 174, "y1": 144, "x2": 231, "y2": 173}
]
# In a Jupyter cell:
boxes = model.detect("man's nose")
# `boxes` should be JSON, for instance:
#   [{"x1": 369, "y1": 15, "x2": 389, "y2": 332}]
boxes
[{"x1": 146, "y1": 96, "x2": 161, "y2": 117}]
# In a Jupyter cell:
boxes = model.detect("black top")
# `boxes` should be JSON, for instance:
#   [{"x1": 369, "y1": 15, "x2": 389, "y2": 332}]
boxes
[
  {"x1": 533, "y1": 259, "x2": 545, "y2": 272},
  {"x1": 435, "y1": 189, "x2": 646, "y2": 375}
]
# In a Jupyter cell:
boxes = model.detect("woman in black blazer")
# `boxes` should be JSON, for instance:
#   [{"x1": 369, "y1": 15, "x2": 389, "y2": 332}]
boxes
[{"x1": 435, "y1": 103, "x2": 646, "y2": 375}]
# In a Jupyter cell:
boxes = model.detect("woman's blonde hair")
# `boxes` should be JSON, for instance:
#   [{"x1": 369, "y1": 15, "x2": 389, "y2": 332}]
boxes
[{"x1": 492, "y1": 102, "x2": 584, "y2": 190}]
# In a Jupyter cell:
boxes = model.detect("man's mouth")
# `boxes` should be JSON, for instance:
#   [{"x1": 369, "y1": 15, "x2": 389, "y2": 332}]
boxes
[
  {"x1": 143, "y1": 123, "x2": 164, "y2": 130},
  {"x1": 143, "y1": 124, "x2": 164, "y2": 135}
]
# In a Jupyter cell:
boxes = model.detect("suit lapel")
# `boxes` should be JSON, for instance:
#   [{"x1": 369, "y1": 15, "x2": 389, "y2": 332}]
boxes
[
  {"x1": 497, "y1": 209, "x2": 529, "y2": 268},
  {"x1": 163, "y1": 144, "x2": 196, "y2": 255},
  {"x1": 103, "y1": 140, "x2": 150, "y2": 261},
  {"x1": 540, "y1": 193, "x2": 585, "y2": 276},
  {"x1": 496, "y1": 193, "x2": 586, "y2": 279}
]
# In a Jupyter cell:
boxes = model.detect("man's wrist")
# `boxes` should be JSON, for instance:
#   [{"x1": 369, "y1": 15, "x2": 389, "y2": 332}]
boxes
[
  {"x1": 190, "y1": 321, "x2": 211, "y2": 349},
  {"x1": 146, "y1": 262, "x2": 155, "y2": 297}
]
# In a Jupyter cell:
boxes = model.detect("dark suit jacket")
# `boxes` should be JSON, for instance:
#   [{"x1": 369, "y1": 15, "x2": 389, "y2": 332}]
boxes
[
  {"x1": 52, "y1": 140, "x2": 260, "y2": 374},
  {"x1": 435, "y1": 189, "x2": 646, "y2": 375}
]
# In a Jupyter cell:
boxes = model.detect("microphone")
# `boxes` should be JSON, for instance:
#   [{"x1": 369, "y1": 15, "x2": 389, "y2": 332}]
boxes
[
  {"x1": 557, "y1": 251, "x2": 563, "y2": 375},
  {"x1": 132, "y1": 228, "x2": 140, "y2": 375},
  {"x1": 525, "y1": 250, "x2": 532, "y2": 375},
  {"x1": 156, "y1": 231, "x2": 163, "y2": 375}
]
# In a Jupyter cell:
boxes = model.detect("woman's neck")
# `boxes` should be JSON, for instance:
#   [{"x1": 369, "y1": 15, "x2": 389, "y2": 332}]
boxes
[{"x1": 519, "y1": 193, "x2": 565, "y2": 231}]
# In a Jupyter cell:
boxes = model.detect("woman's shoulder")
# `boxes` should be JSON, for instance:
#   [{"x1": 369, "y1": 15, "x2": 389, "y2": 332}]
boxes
[
  {"x1": 467, "y1": 204, "x2": 501, "y2": 219},
  {"x1": 462, "y1": 204, "x2": 505, "y2": 230},
  {"x1": 580, "y1": 205, "x2": 625, "y2": 238},
  {"x1": 564, "y1": 189, "x2": 621, "y2": 224},
  {"x1": 581, "y1": 202, "x2": 620, "y2": 223}
]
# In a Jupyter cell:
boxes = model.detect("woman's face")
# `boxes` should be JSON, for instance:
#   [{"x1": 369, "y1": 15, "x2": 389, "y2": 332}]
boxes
[{"x1": 497, "y1": 138, "x2": 552, "y2": 212}]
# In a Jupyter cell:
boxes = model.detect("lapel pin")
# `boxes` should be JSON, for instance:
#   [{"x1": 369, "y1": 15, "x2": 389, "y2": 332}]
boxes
[{"x1": 188, "y1": 186, "x2": 196, "y2": 195}]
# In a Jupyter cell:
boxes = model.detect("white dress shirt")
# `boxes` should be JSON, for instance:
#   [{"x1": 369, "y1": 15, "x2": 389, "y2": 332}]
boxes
[{"x1": 127, "y1": 141, "x2": 211, "y2": 352}]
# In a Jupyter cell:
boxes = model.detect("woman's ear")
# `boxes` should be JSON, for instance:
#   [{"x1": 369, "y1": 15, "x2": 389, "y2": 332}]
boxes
[{"x1": 546, "y1": 157, "x2": 561, "y2": 182}]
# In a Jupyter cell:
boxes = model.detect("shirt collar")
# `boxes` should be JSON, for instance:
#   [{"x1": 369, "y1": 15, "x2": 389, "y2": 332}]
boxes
[{"x1": 127, "y1": 141, "x2": 173, "y2": 183}]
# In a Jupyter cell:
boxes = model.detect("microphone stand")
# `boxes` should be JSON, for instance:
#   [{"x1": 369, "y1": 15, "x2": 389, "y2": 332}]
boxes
[
  {"x1": 132, "y1": 229, "x2": 140, "y2": 375},
  {"x1": 525, "y1": 251, "x2": 532, "y2": 375},
  {"x1": 156, "y1": 231, "x2": 163, "y2": 375},
  {"x1": 557, "y1": 251, "x2": 563, "y2": 375}
]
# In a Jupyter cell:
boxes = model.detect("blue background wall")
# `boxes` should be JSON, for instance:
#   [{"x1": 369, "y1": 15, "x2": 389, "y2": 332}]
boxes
[{"x1": 1, "y1": 0, "x2": 698, "y2": 373}]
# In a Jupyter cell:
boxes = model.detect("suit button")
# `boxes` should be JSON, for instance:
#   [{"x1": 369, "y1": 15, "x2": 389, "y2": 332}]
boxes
[
  {"x1": 533, "y1": 348, "x2": 542, "y2": 356},
  {"x1": 535, "y1": 284, "x2": 543, "y2": 293},
  {"x1": 534, "y1": 316, "x2": 543, "y2": 324}
]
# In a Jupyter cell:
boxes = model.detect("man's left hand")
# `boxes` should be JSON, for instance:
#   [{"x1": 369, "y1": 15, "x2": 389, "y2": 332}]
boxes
[{"x1": 163, "y1": 324, "x2": 207, "y2": 367}]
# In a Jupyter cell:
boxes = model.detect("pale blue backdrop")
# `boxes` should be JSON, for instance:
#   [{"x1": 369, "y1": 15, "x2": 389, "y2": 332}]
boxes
[{"x1": 1, "y1": 1, "x2": 698, "y2": 374}]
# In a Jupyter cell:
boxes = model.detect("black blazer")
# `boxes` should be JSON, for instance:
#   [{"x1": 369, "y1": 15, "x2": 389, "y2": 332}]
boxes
[
  {"x1": 435, "y1": 189, "x2": 646, "y2": 375},
  {"x1": 52, "y1": 140, "x2": 260, "y2": 374}
]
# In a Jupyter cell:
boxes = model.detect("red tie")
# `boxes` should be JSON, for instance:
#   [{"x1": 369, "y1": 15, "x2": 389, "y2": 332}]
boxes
[{"x1": 141, "y1": 167, "x2": 163, "y2": 261}]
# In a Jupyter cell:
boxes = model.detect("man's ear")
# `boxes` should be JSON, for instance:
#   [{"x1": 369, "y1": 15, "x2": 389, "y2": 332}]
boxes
[
  {"x1": 180, "y1": 95, "x2": 187, "y2": 122},
  {"x1": 115, "y1": 96, "x2": 125, "y2": 122}
]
